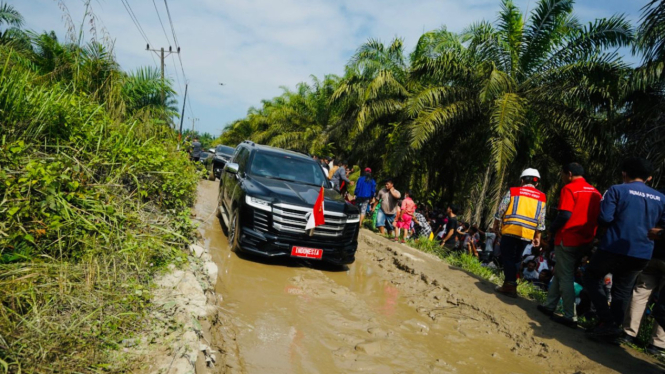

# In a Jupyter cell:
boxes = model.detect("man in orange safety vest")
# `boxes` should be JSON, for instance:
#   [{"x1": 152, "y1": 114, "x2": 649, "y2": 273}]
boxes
[{"x1": 493, "y1": 168, "x2": 547, "y2": 297}]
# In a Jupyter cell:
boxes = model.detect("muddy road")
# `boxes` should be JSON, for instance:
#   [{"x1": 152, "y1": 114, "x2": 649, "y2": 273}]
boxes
[{"x1": 193, "y1": 180, "x2": 662, "y2": 374}]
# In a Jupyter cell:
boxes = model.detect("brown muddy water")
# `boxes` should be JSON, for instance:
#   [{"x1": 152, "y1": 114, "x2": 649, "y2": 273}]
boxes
[{"x1": 193, "y1": 180, "x2": 663, "y2": 374}]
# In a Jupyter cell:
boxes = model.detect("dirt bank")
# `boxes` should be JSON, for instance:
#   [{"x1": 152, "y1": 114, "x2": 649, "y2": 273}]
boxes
[{"x1": 194, "y1": 180, "x2": 663, "y2": 374}]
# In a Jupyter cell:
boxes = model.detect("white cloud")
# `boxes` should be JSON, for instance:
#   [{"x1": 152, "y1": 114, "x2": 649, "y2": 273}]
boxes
[{"x1": 14, "y1": 0, "x2": 643, "y2": 136}]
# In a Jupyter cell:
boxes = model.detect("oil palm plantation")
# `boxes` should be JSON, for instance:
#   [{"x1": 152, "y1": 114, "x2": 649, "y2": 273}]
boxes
[
  {"x1": 406, "y1": 0, "x2": 633, "y2": 223},
  {"x1": 624, "y1": 0, "x2": 665, "y2": 185},
  {"x1": 331, "y1": 38, "x2": 409, "y2": 170}
]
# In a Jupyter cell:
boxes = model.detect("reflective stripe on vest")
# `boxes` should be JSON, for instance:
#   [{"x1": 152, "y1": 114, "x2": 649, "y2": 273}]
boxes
[{"x1": 501, "y1": 187, "x2": 546, "y2": 240}]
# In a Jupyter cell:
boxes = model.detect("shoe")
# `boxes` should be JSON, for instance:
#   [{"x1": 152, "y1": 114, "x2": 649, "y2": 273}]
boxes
[
  {"x1": 587, "y1": 323, "x2": 622, "y2": 343},
  {"x1": 551, "y1": 315, "x2": 577, "y2": 329},
  {"x1": 537, "y1": 305, "x2": 554, "y2": 317},
  {"x1": 400, "y1": 240, "x2": 406, "y2": 244},
  {"x1": 495, "y1": 282, "x2": 517, "y2": 298},
  {"x1": 646, "y1": 344, "x2": 665, "y2": 359},
  {"x1": 617, "y1": 334, "x2": 637, "y2": 345}
]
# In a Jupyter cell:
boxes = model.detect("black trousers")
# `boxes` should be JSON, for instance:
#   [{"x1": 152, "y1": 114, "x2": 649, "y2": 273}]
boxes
[
  {"x1": 583, "y1": 250, "x2": 648, "y2": 326},
  {"x1": 500, "y1": 235, "x2": 530, "y2": 284}
]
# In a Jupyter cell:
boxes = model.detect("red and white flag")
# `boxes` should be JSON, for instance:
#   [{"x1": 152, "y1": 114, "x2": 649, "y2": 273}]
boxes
[{"x1": 305, "y1": 186, "x2": 325, "y2": 230}]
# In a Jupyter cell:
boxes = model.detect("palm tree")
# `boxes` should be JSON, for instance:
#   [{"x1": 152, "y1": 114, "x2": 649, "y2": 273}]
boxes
[
  {"x1": 330, "y1": 38, "x2": 410, "y2": 171},
  {"x1": 252, "y1": 75, "x2": 341, "y2": 154},
  {"x1": 0, "y1": 1, "x2": 29, "y2": 50},
  {"x1": 406, "y1": 0, "x2": 633, "y2": 224},
  {"x1": 623, "y1": 0, "x2": 665, "y2": 185}
]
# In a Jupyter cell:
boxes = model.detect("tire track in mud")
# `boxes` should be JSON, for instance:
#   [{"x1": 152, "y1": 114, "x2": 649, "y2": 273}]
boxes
[
  {"x1": 194, "y1": 180, "x2": 662, "y2": 374},
  {"x1": 355, "y1": 233, "x2": 664, "y2": 374}
]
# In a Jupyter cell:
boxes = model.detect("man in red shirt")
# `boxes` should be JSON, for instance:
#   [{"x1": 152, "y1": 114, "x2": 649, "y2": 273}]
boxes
[{"x1": 538, "y1": 163, "x2": 602, "y2": 327}]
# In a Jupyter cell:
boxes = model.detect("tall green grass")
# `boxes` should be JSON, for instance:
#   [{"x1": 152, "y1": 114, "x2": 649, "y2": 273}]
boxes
[{"x1": 0, "y1": 45, "x2": 198, "y2": 372}]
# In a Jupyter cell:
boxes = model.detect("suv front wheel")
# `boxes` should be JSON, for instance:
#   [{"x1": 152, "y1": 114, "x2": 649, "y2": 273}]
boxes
[{"x1": 228, "y1": 207, "x2": 241, "y2": 253}]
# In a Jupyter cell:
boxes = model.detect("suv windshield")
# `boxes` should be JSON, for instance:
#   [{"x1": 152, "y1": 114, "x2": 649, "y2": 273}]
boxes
[
  {"x1": 215, "y1": 145, "x2": 235, "y2": 155},
  {"x1": 249, "y1": 152, "x2": 329, "y2": 187}
]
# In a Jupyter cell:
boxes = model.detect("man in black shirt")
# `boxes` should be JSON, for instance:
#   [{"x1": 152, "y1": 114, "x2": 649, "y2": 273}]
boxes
[{"x1": 440, "y1": 204, "x2": 459, "y2": 249}]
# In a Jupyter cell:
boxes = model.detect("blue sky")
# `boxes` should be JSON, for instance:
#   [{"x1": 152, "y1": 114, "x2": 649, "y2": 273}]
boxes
[{"x1": 14, "y1": 0, "x2": 646, "y2": 136}]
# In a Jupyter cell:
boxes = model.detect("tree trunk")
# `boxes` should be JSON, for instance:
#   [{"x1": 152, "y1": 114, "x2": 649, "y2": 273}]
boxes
[
  {"x1": 488, "y1": 168, "x2": 507, "y2": 229},
  {"x1": 474, "y1": 164, "x2": 492, "y2": 227}
]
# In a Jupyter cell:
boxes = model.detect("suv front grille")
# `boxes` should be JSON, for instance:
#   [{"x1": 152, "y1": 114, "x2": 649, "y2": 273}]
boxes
[
  {"x1": 253, "y1": 210, "x2": 269, "y2": 232},
  {"x1": 272, "y1": 203, "x2": 347, "y2": 238}
]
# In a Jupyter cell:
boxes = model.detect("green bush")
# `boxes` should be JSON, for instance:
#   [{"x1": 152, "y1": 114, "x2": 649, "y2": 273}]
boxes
[{"x1": 0, "y1": 43, "x2": 198, "y2": 373}]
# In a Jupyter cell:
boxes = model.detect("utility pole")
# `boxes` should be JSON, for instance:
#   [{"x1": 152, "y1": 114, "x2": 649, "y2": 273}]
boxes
[
  {"x1": 177, "y1": 84, "x2": 188, "y2": 150},
  {"x1": 146, "y1": 44, "x2": 180, "y2": 106},
  {"x1": 189, "y1": 117, "x2": 199, "y2": 134}
]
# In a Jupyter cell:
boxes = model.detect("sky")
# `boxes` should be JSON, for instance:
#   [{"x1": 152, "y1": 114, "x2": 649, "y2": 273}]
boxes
[{"x1": 15, "y1": 0, "x2": 646, "y2": 136}]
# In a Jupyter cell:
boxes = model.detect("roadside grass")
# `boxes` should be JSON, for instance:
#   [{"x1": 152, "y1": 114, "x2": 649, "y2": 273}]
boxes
[{"x1": 0, "y1": 47, "x2": 199, "y2": 372}]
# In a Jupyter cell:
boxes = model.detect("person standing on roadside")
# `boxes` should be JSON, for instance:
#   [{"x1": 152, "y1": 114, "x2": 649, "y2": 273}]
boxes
[
  {"x1": 328, "y1": 160, "x2": 339, "y2": 181},
  {"x1": 493, "y1": 168, "x2": 547, "y2": 298},
  {"x1": 394, "y1": 191, "x2": 416, "y2": 243},
  {"x1": 537, "y1": 163, "x2": 601, "y2": 328},
  {"x1": 622, "y1": 221, "x2": 665, "y2": 357},
  {"x1": 354, "y1": 168, "x2": 376, "y2": 228},
  {"x1": 331, "y1": 160, "x2": 354, "y2": 193},
  {"x1": 439, "y1": 204, "x2": 460, "y2": 249},
  {"x1": 372, "y1": 179, "x2": 401, "y2": 235},
  {"x1": 585, "y1": 157, "x2": 665, "y2": 342},
  {"x1": 190, "y1": 137, "x2": 202, "y2": 162},
  {"x1": 319, "y1": 157, "x2": 330, "y2": 176}
]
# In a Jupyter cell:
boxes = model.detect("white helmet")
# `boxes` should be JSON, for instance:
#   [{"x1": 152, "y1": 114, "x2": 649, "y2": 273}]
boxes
[{"x1": 520, "y1": 168, "x2": 541, "y2": 179}]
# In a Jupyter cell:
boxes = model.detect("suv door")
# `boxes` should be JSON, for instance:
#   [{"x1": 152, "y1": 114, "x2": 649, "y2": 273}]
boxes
[{"x1": 222, "y1": 146, "x2": 250, "y2": 212}]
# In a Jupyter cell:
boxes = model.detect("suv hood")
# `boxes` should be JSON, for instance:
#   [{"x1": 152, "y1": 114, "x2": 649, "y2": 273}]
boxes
[{"x1": 246, "y1": 176, "x2": 357, "y2": 214}]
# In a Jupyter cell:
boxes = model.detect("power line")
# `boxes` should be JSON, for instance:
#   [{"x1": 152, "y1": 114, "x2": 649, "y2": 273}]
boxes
[
  {"x1": 163, "y1": 0, "x2": 180, "y2": 47},
  {"x1": 120, "y1": 0, "x2": 150, "y2": 46},
  {"x1": 170, "y1": 53, "x2": 183, "y2": 93},
  {"x1": 163, "y1": 0, "x2": 195, "y2": 119},
  {"x1": 151, "y1": 0, "x2": 173, "y2": 46}
]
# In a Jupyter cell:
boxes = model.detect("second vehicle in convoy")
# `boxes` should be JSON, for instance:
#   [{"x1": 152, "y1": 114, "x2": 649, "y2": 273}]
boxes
[
  {"x1": 217, "y1": 141, "x2": 360, "y2": 265},
  {"x1": 212, "y1": 145, "x2": 235, "y2": 180}
]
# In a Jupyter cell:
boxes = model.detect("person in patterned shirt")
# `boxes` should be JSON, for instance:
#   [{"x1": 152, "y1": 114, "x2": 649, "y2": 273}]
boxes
[{"x1": 412, "y1": 211, "x2": 432, "y2": 239}]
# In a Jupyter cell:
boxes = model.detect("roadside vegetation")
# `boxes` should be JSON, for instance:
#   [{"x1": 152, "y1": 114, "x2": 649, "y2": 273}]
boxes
[
  {"x1": 220, "y1": 0, "x2": 665, "y2": 223},
  {"x1": 0, "y1": 2, "x2": 198, "y2": 372}
]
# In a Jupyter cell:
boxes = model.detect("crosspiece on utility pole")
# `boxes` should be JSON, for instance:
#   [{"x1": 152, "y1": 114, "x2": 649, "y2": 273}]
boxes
[{"x1": 146, "y1": 44, "x2": 180, "y2": 106}]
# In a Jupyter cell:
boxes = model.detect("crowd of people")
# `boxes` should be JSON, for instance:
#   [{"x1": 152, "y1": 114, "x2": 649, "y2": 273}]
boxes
[{"x1": 313, "y1": 154, "x2": 665, "y2": 356}]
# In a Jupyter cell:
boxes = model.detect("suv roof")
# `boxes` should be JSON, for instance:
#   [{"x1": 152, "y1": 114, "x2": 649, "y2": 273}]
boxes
[{"x1": 241, "y1": 140, "x2": 312, "y2": 161}]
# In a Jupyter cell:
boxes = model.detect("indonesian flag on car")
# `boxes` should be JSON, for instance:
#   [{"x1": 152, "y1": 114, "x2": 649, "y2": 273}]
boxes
[{"x1": 305, "y1": 186, "x2": 326, "y2": 230}]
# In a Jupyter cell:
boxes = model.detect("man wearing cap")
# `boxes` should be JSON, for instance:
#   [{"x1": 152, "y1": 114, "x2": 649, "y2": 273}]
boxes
[
  {"x1": 354, "y1": 168, "x2": 376, "y2": 228},
  {"x1": 493, "y1": 168, "x2": 547, "y2": 297}
]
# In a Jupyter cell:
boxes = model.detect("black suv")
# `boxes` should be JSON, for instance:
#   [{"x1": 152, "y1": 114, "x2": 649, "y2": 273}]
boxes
[
  {"x1": 217, "y1": 141, "x2": 360, "y2": 265},
  {"x1": 212, "y1": 145, "x2": 235, "y2": 179}
]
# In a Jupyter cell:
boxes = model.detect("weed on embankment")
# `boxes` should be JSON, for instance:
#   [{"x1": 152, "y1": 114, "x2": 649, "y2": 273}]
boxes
[{"x1": 0, "y1": 45, "x2": 198, "y2": 372}]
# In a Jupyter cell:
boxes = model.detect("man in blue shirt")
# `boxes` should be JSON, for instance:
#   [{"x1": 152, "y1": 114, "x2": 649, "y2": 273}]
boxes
[{"x1": 585, "y1": 157, "x2": 665, "y2": 342}]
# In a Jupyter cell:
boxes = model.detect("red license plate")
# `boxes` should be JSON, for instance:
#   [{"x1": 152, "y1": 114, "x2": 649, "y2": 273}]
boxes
[{"x1": 291, "y1": 246, "x2": 323, "y2": 260}]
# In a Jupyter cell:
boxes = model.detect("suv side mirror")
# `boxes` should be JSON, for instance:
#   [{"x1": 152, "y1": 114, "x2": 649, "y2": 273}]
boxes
[{"x1": 225, "y1": 162, "x2": 239, "y2": 174}]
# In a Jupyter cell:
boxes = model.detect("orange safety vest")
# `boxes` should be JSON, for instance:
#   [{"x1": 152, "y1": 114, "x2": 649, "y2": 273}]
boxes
[{"x1": 501, "y1": 186, "x2": 546, "y2": 240}]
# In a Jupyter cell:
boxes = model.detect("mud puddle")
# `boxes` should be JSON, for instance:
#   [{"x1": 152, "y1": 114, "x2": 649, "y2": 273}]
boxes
[{"x1": 194, "y1": 180, "x2": 663, "y2": 374}]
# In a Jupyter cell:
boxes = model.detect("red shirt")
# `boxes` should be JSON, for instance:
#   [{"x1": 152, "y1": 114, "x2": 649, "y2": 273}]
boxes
[{"x1": 555, "y1": 177, "x2": 602, "y2": 247}]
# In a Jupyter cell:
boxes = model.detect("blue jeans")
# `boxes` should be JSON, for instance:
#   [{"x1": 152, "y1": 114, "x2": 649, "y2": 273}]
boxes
[{"x1": 376, "y1": 209, "x2": 395, "y2": 231}]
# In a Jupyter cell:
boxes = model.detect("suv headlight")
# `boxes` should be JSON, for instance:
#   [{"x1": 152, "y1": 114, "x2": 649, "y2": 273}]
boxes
[
  {"x1": 246, "y1": 195, "x2": 271, "y2": 212},
  {"x1": 346, "y1": 214, "x2": 360, "y2": 223}
]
